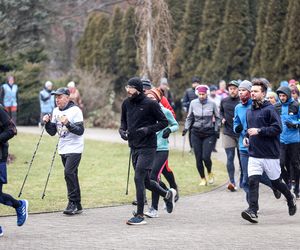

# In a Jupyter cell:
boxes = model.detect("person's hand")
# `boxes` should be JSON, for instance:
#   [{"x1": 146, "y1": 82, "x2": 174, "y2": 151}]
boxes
[
  {"x1": 119, "y1": 129, "x2": 128, "y2": 141},
  {"x1": 182, "y1": 129, "x2": 188, "y2": 136},
  {"x1": 59, "y1": 115, "x2": 69, "y2": 125},
  {"x1": 42, "y1": 114, "x2": 51, "y2": 123},
  {"x1": 222, "y1": 118, "x2": 226, "y2": 125},
  {"x1": 243, "y1": 137, "x2": 249, "y2": 147},
  {"x1": 235, "y1": 124, "x2": 243, "y2": 133},
  {"x1": 286, "y1": 121, "x2": 299, "y2": 129},
  {"x1": 247, "y1": 128, "x2": 260, "y2": 136},
  {"x1": 162, "y1": 128, "x2": 171, "y2": 139},
  {"x1": 136, "y1": 127, "x2": 149, "y2": 137}
]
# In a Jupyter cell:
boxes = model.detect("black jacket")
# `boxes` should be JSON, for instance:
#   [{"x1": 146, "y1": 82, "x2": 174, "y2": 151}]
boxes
[
  {"x1": 0, "y1": 105, "x2": 17, "y2": 161},
  {"x1": 246, "y1": 101, "x2": 282, "y2": 159},
  {"x1": 220, "y1": 96, "x2": 240, "y2": 137},
  {"x1": 182, "y1": 88, "x2": 198, "y2": 111},
  {"x1": 120, "y1": 93, "x2": 168, "y2": 149}
]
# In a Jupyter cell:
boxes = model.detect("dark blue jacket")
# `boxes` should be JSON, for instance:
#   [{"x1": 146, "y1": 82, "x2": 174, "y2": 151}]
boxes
[{"x1": 246, "y1": 101, "x2": 282, "y2": 159}]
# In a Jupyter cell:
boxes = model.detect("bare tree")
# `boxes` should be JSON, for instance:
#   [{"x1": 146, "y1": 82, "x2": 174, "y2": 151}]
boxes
[{"x1": 134, "y1": 0, "x2": 173, "y2": 85}]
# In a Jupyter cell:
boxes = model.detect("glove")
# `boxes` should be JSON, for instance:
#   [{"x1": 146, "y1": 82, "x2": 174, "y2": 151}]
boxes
[
  {"x1": 136, "y1": 127, "x2": 149, "y2": 137},
  {"x1": 235, "y1": 124, "x2": 243, "y2": 133},
  {"x1": 285, "y1": 121, "x2": 299, "y2": 129},
  {"x1": 182, "y1": 129, "x2": 188, "y2": 136},
  {"x1": 162, "y1": 128, "x2": 171, "y2": 139},
  {"x1": 119, "y1": 129, "x2": 128, "y2": 141},
  {"x1": 215, "y1": 131, "x2": 220, "y2": 139}
]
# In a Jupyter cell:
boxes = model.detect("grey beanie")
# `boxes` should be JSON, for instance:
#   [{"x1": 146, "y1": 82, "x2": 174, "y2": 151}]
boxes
[{"x1": 239, "y1": 80, "x2": 252, "y2": 92}]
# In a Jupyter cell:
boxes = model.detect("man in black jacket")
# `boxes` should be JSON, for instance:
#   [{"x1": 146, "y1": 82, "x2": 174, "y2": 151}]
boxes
[
  {"x1": 120, "y1": 77, "x2": 176, "y2": 225},
  {"x1": 241, "y1": 78, "x2": 297, "y2": 224},
  {"x1": 43, "y1": 87, "x2": 84, "y2": 215},
  {"x1": 220, "y1": 80, "x2": 241, "y2": 191}
]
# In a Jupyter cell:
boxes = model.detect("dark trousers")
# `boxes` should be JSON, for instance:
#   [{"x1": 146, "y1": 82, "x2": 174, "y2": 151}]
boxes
[
  {"x1": 280, "y1": 143, "x2": 300, "y2": 191},
  {"x1": 61, "y1": 153, "x2": 82, "y2": 203},
  {"x1": 191, "y1": 133, "x2": 215, "y2": 178},
  {"x1": 162, "y1": 164, "x2": 177, "y2": 190},
  {"x1": 249, "y1": 175, "x2": 293, "y2": 213},
  {"x1": 151, "y1": 151, "x2": 169, "y2": 210},
  {"x1": 0, "y1": 183, "x2": 20, "y2": 208},
  {"x1": 132, "y1": 148, "x2": 168, "y2": 215}
]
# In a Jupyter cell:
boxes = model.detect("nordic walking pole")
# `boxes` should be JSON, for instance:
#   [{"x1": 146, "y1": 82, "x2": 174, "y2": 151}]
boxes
[
  {"x1": 182, "y1": 134, "x2": 186, "y2": 157},
  {"x1": 125, "y1": 149, "x2": 132, "y2": 195},
  {"x1": 18, "y1": 126, "x2": 45, "y2": 197},
  {"x1": 41, "y1": 140, "x2": 59, "y2": 199}
]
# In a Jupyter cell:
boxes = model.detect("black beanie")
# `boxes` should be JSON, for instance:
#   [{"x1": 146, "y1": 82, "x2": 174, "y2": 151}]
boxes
[{"x1": 128, "y1": 77, "x2": 143, "y2": 93}]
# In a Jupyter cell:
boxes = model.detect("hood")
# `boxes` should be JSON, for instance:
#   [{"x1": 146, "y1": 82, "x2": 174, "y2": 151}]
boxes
[{"x1": 276, "y1": 86, "x2": 291, "y2": 100}]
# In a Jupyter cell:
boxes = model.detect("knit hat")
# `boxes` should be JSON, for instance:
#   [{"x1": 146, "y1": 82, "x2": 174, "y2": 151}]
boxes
[
  {"x1": 146, "y1": 88, "x2": 163, "y2": 102},
  {"x1": 280, "y1": 81, "x2": 289, "y2": 87},
  {"x1": 196, "y1": 85, "x2": 208, "y2": 94},
  {"x1": 191, "y1": 76, "x2": 201, "y2": 83},
  {"x1": 239, "y1": 80, "x2": 252, "y2": 92},
  {"x1": 141, "y1": 78, "x2": 152, "y2": 90},
  {"x1": 128, "y1": 77, "x2": 143, "y2": 93}
]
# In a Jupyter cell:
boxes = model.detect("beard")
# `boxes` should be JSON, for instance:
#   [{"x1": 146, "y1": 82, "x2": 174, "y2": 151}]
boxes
[{"x1": 128, "y1": 92, "x2": 139, "y2": 100}]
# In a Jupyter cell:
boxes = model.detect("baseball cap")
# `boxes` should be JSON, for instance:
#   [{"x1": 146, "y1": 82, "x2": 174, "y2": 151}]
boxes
[{"x1": 51, "y1": 87, "x2": 70, "y2": 96}]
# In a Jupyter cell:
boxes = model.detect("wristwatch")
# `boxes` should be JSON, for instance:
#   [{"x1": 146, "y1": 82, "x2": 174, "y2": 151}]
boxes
[{"x1": 257, "y1": 128, "x2": 261, "y2": 134}]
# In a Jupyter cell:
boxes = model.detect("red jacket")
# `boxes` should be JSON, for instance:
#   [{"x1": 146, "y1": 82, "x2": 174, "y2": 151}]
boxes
[{"x1": 161, "y1": 96, "x2": 176, "y2": 118}]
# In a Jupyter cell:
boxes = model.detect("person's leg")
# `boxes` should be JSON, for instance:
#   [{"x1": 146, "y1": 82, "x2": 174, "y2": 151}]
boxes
[
  {"x1": 225, "y1": 147, "x2": 235, "y2": 185},
  {"x1": 263, "y1": 158, "x2": 296, "y2": 216},
  {"x1": 202, "y1": 135, "x2": 215, "y2": 174},
  {"x1": 191, "y1": 133, "x2": 205, "y2": 179},
  {"x1": 280, "y1": 144, "x2": 290, "y2": 186},
  {"x1": 0, "y1": 183, "x2": 20, "y2": 208},
  {"x1": 287, "y1": 143, "x2": 300, "y2": 195},
  {"x1": 239, "y1": 151, "x2": 249, "y2": 203},
  {"x1": 162, "y1": 161, "x2": 177, "y2": 190},
  {"x1": 63, "y1": 154, "x2": 82, "y2": 203}
]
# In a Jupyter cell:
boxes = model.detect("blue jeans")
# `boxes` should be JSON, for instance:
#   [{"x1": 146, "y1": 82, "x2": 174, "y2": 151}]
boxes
[
  {"x1": 225, "y1": 147, "x2": 236, "y2": 184},
  {"x1": 239, "y1": 150, "x2": 273, "y2": 204}
]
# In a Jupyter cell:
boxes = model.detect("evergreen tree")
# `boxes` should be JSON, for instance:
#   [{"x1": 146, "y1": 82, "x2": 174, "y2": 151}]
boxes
[
  {"x1": 195, "y1": 0, "x2": 226, "y2": 81},
  {"x1": 77, "y1": 14, "x2": 99, "y2": 69},
  {"x1": 166, "y1": 0, "x2": 187, "y2": 41},
  {"x1": 209, "y1": 0, "x2": 253, "y2": 82},
  {"x1": 249, "y1": 0, "x2": 268, "y2": 77},
  {"x1": 99, "y1": 7, "x2": 123, "y2": 74},
  {"x1": 117, "y1": 7, "x2": 138, "y2": 91},
  {"x1": 282, "y1": 0, "x2": 300, "y2": 79},
  {"x1": 260, "y1": 0, "x2": 288, "y2": 81},
  {"x1": 170, "y1": 0, "x2": 205, "y2": 91}
]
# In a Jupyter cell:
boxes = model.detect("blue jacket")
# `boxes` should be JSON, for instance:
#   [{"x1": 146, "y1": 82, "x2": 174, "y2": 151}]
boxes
[
  {"x1": 2, "y1": 83, "x2": 18, "y2": 107},
  {"x1": 233, "y1": 99, "x2": 252, "y2": 152},
  {"x1": 39, "y1": 88, "x2": 55, "y2": 113},
  {"x1": 246, "y1": 101, "x2": 282, "y2": 159},
  {"x1": 156, "y1": 105, "x2": 179, "y2": 151},
  {"x1": 274, "y1": 98, "x2": 300, "y2": 144}
]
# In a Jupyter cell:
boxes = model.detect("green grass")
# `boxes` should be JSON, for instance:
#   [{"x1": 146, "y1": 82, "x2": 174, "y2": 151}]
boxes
[{"x1": 1, "y1": 133, "x2": 227, "y2": 215}]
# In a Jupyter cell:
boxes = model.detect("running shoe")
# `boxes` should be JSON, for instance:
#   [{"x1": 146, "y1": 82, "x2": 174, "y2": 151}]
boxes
[
  {"x1": 126, "y1": 214, "x2": 147, "y2": 225},
  {"x1": 241, "y1": 209, "x2": 258, "y2": 223},
  {"x1": 16, "y1": 200, "x2": 28, "y2": 226}
]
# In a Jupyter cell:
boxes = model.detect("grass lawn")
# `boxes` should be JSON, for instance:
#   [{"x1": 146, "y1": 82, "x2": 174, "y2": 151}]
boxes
[{"x1": 1, "y1": 133, "x2": 228, "y2": 215}]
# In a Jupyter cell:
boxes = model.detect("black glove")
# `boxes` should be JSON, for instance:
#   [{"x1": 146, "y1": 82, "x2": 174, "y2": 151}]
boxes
[
  {"x1": 136, "y1": 127, "x2": 149, "y2": 137},
  {"x1": 119, "y1": 129, "x2": 128, "y2": 141},
  {"x1": 215, "y1": 131, "x2": 220, "y2": 139},
  {"x1": 235, "y1": 124, "x2": 243, "y2": 133},
  {"x1": 162, "y1": 128, "x2": 171, "y2": 139},
  {"x1": 182, "y1": 129, "x2": 188, "y2": 136},
  {"x1": 286, "y1": 121, "x2": 299, "y2": 129}
]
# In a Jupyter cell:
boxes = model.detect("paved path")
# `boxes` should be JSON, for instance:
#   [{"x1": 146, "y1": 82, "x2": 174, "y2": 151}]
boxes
[{"x1": 0, "y1": 127, "x2": 299, "y2": 249}]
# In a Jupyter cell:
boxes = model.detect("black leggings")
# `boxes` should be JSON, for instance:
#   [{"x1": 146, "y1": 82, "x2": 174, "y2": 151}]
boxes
[
  {"x1": 0, "y1": 183, "x2": 20, "y2": 208},
  {"x1": 151, "y1": 151, "x2": 169, "y2": 210},
  {"x1": 191, "y1": 133, "x2": 215, "y2": 178},
  {"x1": 132, "y1": 148, "x2": 168, "y2": 215}
]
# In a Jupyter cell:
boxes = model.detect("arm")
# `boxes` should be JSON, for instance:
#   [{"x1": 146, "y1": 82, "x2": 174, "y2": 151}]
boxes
[
  {"x1": 148, "y1": 101, "x2": 168, "y2": 133},
  {"x1": 233, "y1": 106, "x2": 243, "y2": 133},
  {"x1": 213, "y1": 102, "x2": 221, "y2": 132},
  {"x1": 65, "y1": 121, "x2": 84, "y2": 136},
  {"x1": 40, "y1": 91, "x2": 51, "y2": 102},
  {"x1": 119, "y1": 101, "x2": 128, "y2": 140},
  {"x1": 184, "y1": 101, "x2": 194, "y2": 130},
  {"x1": 45, "y1": 121, "x2": 57, "y2": 136},
  {"x1": 182, "y1": 90, "x2": 189, "y2": 110},
  {"x1": 165, "y1": 109, "x2": 179, "y2": 133}
]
